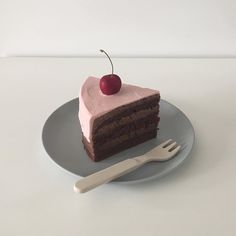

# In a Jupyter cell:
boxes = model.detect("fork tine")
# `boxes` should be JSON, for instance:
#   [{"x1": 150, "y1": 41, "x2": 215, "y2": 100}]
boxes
[
  {"x1": 160, "y1": 139, "x2": 172, "y2": 148},
  {"x1": 166, "y1": 142, "x2": 177, "y2": 151},
  {"x1": 170, "y1": 145, "x2": 181, "y2": 155}
]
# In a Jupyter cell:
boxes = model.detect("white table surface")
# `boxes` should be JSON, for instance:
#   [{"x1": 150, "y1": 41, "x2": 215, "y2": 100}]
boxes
[{"x1": 1, "y1": 57, "x2": 236, "y2": 236}]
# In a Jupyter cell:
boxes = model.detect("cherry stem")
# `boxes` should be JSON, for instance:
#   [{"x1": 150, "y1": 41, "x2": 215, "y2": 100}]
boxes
[{"x1": 100, "y1": 49, "x2": 114, "y2": 74}]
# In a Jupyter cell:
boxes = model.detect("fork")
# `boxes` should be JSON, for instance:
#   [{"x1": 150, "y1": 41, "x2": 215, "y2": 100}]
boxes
[{"x1": 74, "y1": 139, "x2": 180, "y2": 193}]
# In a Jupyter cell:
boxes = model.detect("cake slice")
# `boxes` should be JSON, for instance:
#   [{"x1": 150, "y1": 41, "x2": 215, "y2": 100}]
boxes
[{"x1": 79, "y1": 77, "x2": 160, "y2": 162}]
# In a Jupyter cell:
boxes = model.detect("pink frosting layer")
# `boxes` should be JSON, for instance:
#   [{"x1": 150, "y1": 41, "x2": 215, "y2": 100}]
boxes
[{"x1": 79, "y1": 77, "x2": 159, "y2": 142}]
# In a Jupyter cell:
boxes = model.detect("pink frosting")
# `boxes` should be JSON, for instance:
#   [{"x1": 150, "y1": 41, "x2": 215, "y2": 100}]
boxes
[{"x1": 79, "y1": 77, "x2": 159, "y2": 142}]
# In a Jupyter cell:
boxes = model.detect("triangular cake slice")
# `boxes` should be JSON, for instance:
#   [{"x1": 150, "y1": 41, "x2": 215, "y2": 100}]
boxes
[{"x1": 79, "y1": 77, "x2": 160, "y2": 161}]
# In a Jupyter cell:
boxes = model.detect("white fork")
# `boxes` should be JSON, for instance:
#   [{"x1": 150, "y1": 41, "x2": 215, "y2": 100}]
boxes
[{"x1": 74, "y1": 139, "x2": 181, "y2": 193}]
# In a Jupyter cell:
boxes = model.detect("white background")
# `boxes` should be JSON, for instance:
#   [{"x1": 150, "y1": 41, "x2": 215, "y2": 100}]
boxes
[{"x1": 1, "y1": 0, "x2": 236, "y2": 57}]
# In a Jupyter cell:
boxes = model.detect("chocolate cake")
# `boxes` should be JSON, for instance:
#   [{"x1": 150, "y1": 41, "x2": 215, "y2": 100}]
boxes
[{"x1": 79, "y1": 77, "x2": 160, "y2": 162}]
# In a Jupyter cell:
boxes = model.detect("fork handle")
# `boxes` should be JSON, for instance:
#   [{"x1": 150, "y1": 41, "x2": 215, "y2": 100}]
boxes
[{"x1": 74, "y1": 157, "x2": 147, "y2": 193}]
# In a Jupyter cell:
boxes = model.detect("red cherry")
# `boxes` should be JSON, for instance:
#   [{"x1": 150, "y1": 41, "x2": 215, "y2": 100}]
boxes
[
  {"x1": 99, "y1": 49, "x2": 122, "y2": 95},
  {"x1": 100, "y1": 74, "x2": 122, "y2": 95}
]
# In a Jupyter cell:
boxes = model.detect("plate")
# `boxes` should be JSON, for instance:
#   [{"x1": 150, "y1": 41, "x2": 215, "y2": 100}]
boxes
[{"x1": 42, "y1": 99, "x2": 194, "y2": 182}]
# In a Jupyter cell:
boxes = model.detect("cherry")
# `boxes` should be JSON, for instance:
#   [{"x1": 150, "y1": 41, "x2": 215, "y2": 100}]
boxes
[{"x1": 99, "y1": 49, "x2": 122, "y2": 95}]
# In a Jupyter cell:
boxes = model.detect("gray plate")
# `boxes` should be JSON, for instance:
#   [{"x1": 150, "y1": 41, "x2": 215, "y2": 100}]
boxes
[{"x1": 42, "y1": 99, "x2": 194, "y2": 183}]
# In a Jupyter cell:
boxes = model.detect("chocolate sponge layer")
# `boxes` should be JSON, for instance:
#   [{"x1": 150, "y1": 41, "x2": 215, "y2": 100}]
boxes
[
  {"x1": 82, "y1": 94, "x2": 160, "y2": 162},
  {"x1": 82, "y1": 130, "x2": 157, "y2": 162}
]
